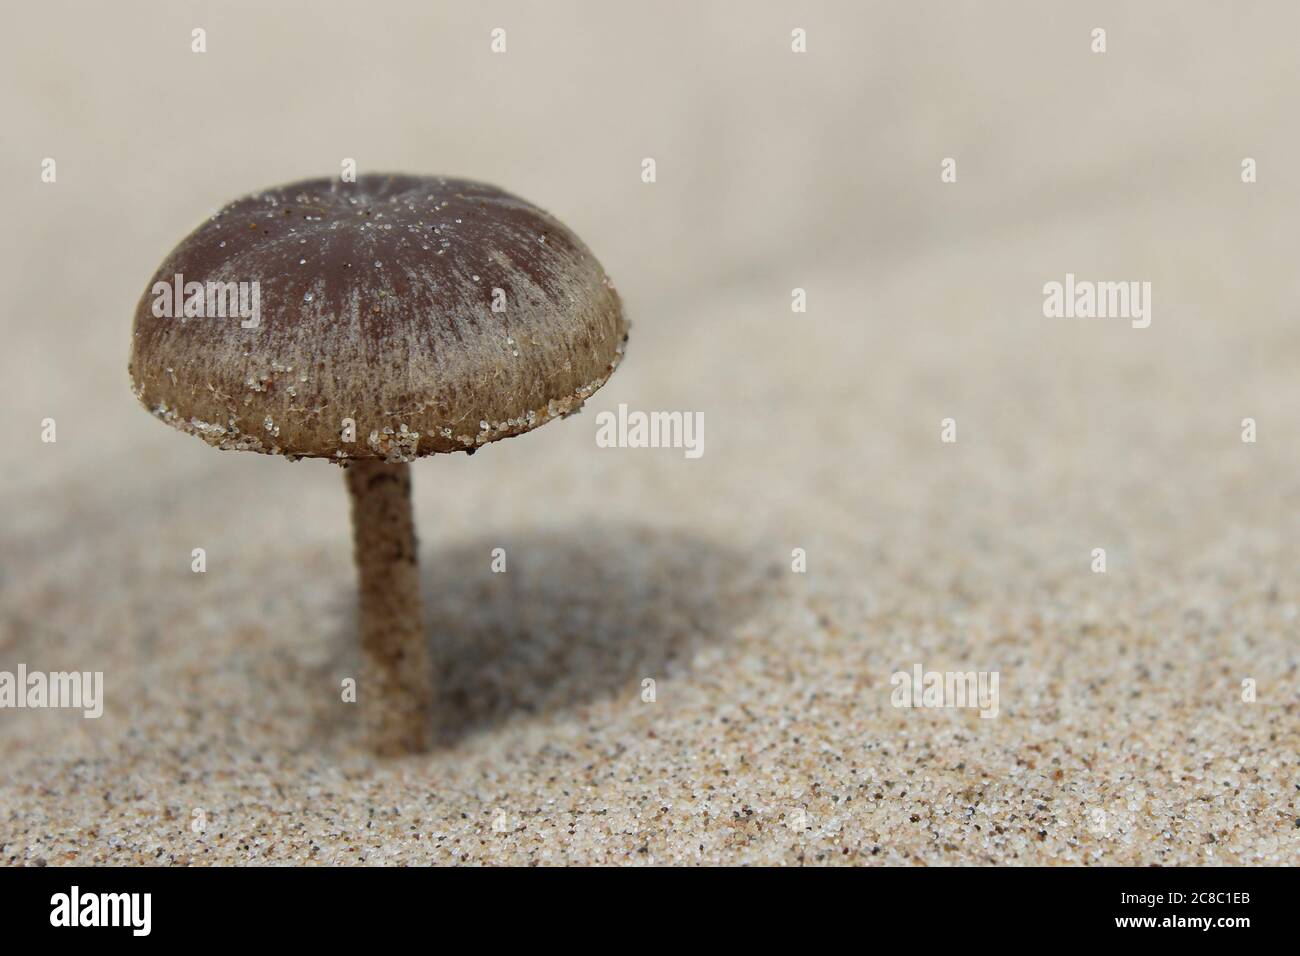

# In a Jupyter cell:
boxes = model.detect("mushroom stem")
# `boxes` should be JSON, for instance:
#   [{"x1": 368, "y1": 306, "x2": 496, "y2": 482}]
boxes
[{"x1": 344, "y1": 459, "x2": 432, "y2": 755}]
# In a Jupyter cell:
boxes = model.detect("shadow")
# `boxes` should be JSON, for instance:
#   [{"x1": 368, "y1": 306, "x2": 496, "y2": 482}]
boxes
[{"x1": 312, "y1": 522, "x2": 770, "y2": 749}]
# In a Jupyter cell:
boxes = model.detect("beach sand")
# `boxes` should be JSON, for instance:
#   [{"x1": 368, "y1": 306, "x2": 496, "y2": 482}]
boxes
[{"x1": 1, "y1": 1, "x2": 1297, "y2": 865}]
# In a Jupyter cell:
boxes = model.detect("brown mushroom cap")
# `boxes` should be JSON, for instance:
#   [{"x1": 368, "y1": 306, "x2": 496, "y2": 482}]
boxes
[{"x1": 129, "y1": 174, "x2": 628, "y2": 461}]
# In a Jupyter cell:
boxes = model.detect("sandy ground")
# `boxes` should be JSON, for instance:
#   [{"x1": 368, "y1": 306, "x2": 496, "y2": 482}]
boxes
[{"x1": 1, "y1": 1, "x2": 1298, "y2": 864}]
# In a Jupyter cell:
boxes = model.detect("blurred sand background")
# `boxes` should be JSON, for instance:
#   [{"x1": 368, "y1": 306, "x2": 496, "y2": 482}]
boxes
[{"x1": 1, "y1": 1, "x2": 1297, "y2": 864}]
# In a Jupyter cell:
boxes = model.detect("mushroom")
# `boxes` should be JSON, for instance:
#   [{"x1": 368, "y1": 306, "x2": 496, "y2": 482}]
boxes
[{"x1": 129, "y1": 174, "x2": 629, "y2": 754}]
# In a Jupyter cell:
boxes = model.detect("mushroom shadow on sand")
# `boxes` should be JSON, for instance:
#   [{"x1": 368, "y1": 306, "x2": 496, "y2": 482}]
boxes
[{"x1": 311, "y1": 522, "x2": 765, "y2": 749}]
